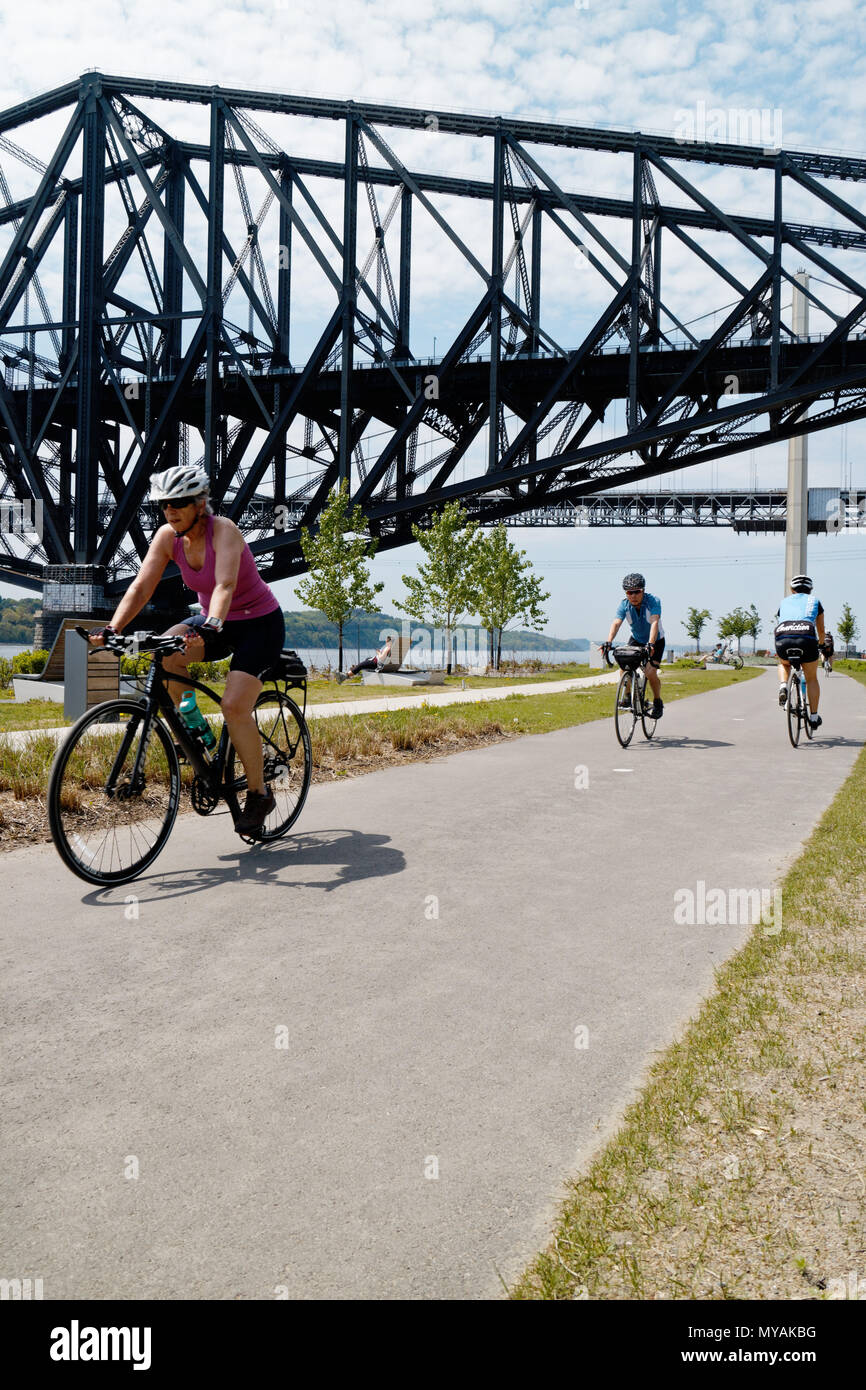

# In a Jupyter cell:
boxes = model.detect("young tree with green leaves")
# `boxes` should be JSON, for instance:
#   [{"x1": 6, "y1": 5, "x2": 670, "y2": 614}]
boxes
[
  {"x1": 295, "y1": 482, "x2": 384, "y2": 673},
  {"x1": 395, "y1": 501, "x2": 482, "y2": 674},
  {"x1": 837, "y1": 602, "x2": 859, "y2": 656},
  {"x1": 746, "y1": 603, "x2": 762, "y2": 652},
  {"x1": 684, "y1": 606, "x2": 712, "y2": 653},
  {"x1": 717, "y1": 606, "x2": 754, "y2": 646},
  {"x1": 472, "y1": 524, "x2": 550, "y2": 670}
]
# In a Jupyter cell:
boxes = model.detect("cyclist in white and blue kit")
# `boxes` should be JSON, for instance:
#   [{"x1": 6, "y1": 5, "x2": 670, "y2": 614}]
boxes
[
  {"x1": 604, "y1": 572, "x2": 665, "y2": 718},
  {"x1": 774, "y1": 574, "x2": 826, "y2": 730}
]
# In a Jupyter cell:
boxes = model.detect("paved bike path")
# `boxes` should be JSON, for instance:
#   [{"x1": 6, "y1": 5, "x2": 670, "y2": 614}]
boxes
[{"x1": 2, "y1": 670, "x2": 865, "y2": 1299}]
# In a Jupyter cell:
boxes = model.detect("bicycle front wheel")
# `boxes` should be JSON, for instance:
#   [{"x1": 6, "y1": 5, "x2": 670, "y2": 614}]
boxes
[
  {"x1": 48, "y1": 700, "x2": 180, "y2": 884},
  {"x1": 786, "y1": 673, "x2": 802, "y2": 747},
  {"x1": 614, "y1": 670, "x2": 637, "y2": 748},
  {"x1": 225, "y1": 690, "x2": 312, "y2": 839},
  {"x1": 640, "y1": 674, "x2": 658, "y2": 740},
  {"x1": 731, "y1": 654, "x2": 744, "y2": 670}
]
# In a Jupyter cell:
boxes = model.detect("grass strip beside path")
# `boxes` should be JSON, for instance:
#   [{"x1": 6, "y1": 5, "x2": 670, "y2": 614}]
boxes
[
  {"x1": 0, "y1": 668, "x2": 757, "y2": 843},
  {"x1": 0, "y1": 663, "x2": 603, "y2": 730},
  {"x1": 512, "y1": 666, "x2": 866, "y2": 1301}
]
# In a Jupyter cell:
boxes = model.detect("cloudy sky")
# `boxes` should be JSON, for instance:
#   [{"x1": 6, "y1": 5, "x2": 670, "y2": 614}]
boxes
[{"x1": 1, "y1": 0, "x2": 865, "y2": 646}]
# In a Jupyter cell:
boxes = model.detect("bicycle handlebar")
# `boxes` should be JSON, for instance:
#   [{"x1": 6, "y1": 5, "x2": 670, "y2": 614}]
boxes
[
  {"x1": 75, "y1": 626, "x2": 186, "y2": 656},
  {"x1": 602, "y1": 642, "x2": 651, "y2": 669}
]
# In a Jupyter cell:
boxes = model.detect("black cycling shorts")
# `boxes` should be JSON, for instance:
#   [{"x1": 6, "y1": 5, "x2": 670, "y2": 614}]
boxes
[
  {"x1": 184, "y1": 607, "x2": 286, "y2": 678},
  {"x1": 774, "y1": 619, "x2": 819, "y2": 666}
]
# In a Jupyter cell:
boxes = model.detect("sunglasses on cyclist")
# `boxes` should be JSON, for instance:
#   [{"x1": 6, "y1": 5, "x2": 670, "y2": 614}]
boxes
[
  {"x1": 625, "y1": 588, "x2": 643, "y2": 595},
  {"x1": 158, "y1": 496, "x2": 198, "y2": 510}
]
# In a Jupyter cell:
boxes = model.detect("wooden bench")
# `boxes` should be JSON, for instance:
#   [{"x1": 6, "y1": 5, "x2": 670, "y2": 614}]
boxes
[{"x1": 12, "y1": 619, "x2": 120, "y2": 714}]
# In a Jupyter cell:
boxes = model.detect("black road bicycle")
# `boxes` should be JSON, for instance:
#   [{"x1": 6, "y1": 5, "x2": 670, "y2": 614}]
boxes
[
  {"x1": 602, "y1": 643, "x2": 659, "y2": 748},
  {"x1": 48, "y1": 629, "x2": 313, "y2": 885},
  {"x1": 783, "y1": 647, "x2": 817, "y2": 748}
]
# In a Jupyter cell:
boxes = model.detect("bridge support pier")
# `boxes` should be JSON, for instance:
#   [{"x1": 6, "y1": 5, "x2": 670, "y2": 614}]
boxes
[
  {"x1": 785, "y1": 271, "x2": 810, "y2": 589},
  {"x1": 34, "y1": 565, "x2": 111, "y2": 650}
]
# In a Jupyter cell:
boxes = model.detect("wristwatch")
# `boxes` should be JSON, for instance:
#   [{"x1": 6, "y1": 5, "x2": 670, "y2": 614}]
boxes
[{"x1": 202, "y1": 615, "x2": 224, "y2": 633}]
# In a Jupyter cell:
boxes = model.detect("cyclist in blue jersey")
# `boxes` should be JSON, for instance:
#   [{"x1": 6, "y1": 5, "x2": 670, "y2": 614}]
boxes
[
  {"x1": 604, "y1": 572, "x2": 665, "y2": 718},
  {"x1": 774, "y1": 574, "x2": 826, "y2": 730}
]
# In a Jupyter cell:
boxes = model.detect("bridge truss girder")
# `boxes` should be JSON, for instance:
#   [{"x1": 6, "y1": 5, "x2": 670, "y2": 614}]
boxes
[{"x1": 0, "y1": 73, "x2": 866, "y2": 603}]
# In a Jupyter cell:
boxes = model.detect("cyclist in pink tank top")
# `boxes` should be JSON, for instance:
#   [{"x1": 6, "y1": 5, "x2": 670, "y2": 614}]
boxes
[{"x1": 88, "y1": 465, "x2": 285, "y2": 834}]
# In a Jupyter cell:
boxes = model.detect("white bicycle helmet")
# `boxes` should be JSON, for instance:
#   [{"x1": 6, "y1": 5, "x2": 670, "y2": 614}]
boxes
[
  {"x1": 149, "y1": 465, "x2": 210, "y2": 502},
  {"x1": 791, "y1": 574, "x2": 813, "y2": 593}
]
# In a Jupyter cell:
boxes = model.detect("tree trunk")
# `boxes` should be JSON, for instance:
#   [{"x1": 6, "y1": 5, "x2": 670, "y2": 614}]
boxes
[
  {"x1": 496, "y1": 629, "x2": 502, "y2": 669},
  {"x1": 338, "y1": 622, "x2": 343, "y2": 674},
  {"x1": 445, "y1": 624, "x2": 452, "y2": 676}
]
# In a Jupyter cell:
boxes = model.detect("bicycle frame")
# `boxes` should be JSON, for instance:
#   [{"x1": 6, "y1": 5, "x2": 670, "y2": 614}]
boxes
[
  {"x1": 102, "y1": 629, "x2": 310, "y2": 799},
  {"x1": 783, "y1": 648, "x2": 813, "y2": 746}
]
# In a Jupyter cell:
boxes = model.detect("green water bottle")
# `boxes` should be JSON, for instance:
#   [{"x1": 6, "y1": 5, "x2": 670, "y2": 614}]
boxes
[{"x1": 179, "y1": 689, "x2": 216, "y2": 750}]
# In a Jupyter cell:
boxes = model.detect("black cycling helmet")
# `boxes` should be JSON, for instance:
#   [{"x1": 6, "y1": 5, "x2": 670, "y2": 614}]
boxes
[
  {"x1": 622, "y1": 572, "x2": 645, "y2": 591},
  {"x1": 791, "y1": 574, "x2": 813, "y2": 592}
]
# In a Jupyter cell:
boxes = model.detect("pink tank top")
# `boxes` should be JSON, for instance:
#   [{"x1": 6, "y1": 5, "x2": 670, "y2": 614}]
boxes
[{"x1": 173, "y1": 515, "x2": 279, "y2": 621}]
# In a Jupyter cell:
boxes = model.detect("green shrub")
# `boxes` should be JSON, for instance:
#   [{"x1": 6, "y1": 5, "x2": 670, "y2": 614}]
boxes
[
  {"x1": 187, "y1": 658, "x2": 230, "y2": 683},
  {"x1": 0, "y1": 656, "x2": 13, "y2": 691},
  {"x1": 117, "y1": 655, "x2": 230, "y2": 682},
  {"x1": 12, "y1": 648, "x2": 48, "y2": 675}
]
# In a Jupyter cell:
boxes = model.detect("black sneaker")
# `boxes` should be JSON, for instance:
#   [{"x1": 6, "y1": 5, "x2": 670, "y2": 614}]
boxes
[
  {"x1": 778, "y1": 686, "x2": 788, "y2": 707},
  {"x1": 651, "y1": 698, "x2": 664, "y2": 718},
  {"x1": 809, "y1": 715, "x2": 823, "y2": 730},
  {"x1": 235, "y1": 788, "x2": 276, "y2": 835}
]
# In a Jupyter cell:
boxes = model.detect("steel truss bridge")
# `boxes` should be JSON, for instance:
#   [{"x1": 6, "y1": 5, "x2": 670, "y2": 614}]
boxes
[
  {"x1": 2, "y1": 73, "x2": 866, "y2": 608},
  {"x1": 473, "y1": 487, "x2": 866, "y2": 532}
]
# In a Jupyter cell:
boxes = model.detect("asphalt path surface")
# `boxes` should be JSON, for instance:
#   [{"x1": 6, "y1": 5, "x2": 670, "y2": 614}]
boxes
[{"x1": 2, "y1": 669, "x2": 865, "y2": 1300}]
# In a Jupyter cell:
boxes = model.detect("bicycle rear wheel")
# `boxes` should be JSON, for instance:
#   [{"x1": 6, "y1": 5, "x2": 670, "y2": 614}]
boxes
[
  {"x1": 614, "y1": 670, "x2": 637, "y2": 747},
  {"x1": 731, "y1": 654, "x2": 744, "y2": 670},
  {"x1": 48, "y1": 699, "x2": 180, "y2": 884},
  {"x1": 786, "y1": 672, "x2": 802, "y2": 747},
  {"x1": 225, "y1": 690, "x2": 312, "y2": 840},
  {"x1": 803, "y1": 679, "x2": 815, "y2": 739}
]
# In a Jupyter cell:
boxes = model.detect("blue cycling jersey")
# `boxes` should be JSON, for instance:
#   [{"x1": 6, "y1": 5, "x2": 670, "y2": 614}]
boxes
[
  {"x1": 616, "y1": 593, "x2": 664, "y2": 643},
  {"x1": 778, "y1": 594, "x2": 823, "y2": 623}
]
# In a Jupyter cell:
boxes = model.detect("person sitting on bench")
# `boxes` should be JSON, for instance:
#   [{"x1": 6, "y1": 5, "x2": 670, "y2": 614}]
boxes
[{"x1": 336, "y1": 636, "x2": 393, "y2": 683}]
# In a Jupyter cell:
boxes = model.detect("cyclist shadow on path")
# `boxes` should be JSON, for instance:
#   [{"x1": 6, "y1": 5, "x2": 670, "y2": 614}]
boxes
[
  {"x1": 788, "y1": 734, "x2": 865, "y2": 750},
  {"x1": 83, "y1": 827, "x2": 404, "y2": 908},
  {"x1": 632, "y1": 735, "x2": 735, "y2": 750}
]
